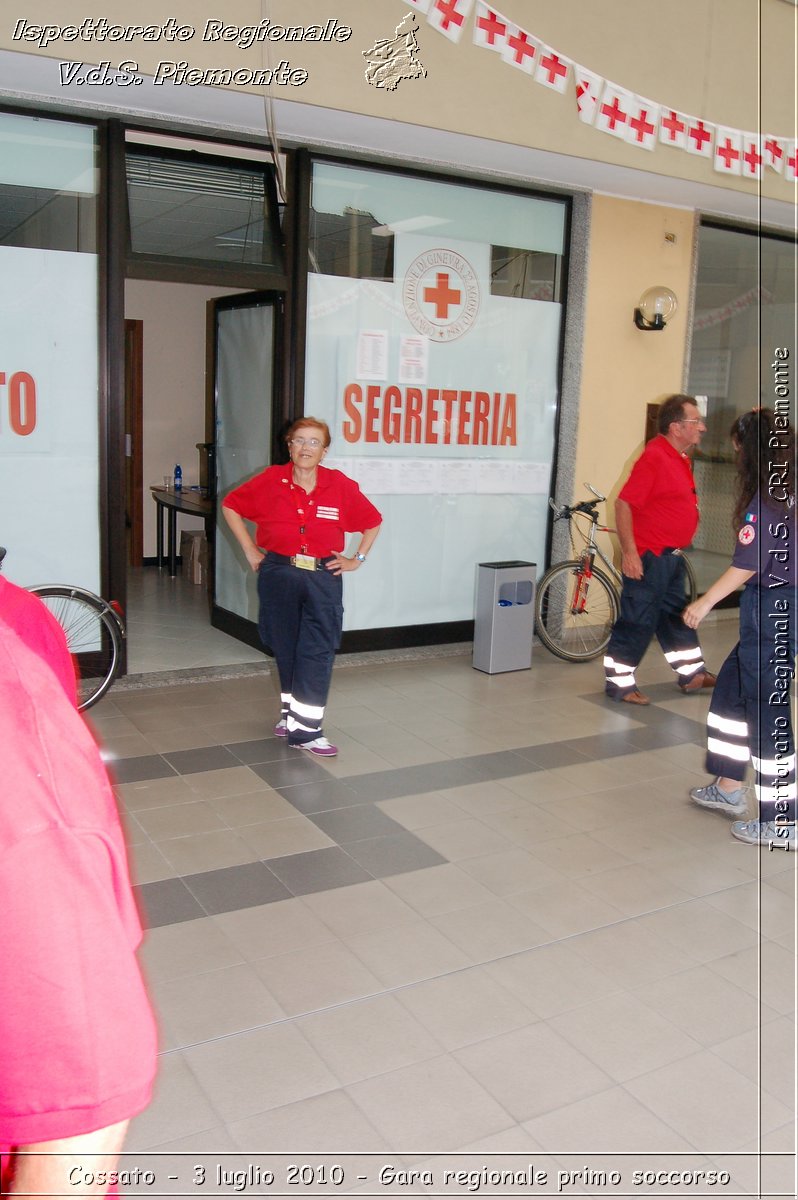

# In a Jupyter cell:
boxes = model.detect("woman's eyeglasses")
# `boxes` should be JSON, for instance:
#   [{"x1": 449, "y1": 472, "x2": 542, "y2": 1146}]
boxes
[{"x1": 290, "y1": 437, "x2": 323, "y2": 448}]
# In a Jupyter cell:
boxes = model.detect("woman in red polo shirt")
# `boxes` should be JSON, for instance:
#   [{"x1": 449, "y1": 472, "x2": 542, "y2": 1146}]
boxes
[{"x1": 223, "y1": 417, "x2": 382, "y2": 757}]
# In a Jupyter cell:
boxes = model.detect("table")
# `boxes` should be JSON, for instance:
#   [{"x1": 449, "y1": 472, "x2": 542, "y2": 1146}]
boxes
[{"x1": 151, "y1": 486, "x2": 212, "y2": 578}]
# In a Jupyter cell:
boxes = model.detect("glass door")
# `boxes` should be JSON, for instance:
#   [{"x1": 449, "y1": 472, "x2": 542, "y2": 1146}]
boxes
[{"x1": 211, "y1": 292, "x2": 282, "y2": 640}]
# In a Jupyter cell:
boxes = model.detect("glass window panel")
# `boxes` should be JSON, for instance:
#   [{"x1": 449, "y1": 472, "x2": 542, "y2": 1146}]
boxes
[
  {"x1": 687, "y1": 222, "x2": 796, "y2": 593},
  {"x1": 0, "y1": 113, "x2": 96, "y2": 251},
  {"x1": 126, "y1": 151, "x2": 283, "y2": 269},
  {"x1": 305, "y1": 160, "x2": 568, "y2": 634},
  {"x1": 0, "y1": 113, "x2": 100, "y2": 592}
]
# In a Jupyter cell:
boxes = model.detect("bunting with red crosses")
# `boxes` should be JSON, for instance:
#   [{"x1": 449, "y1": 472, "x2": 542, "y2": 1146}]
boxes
[
  {"x1": 501, "y1": 20, "x2": 539, "y2": 74},
  {"x1": 472, "y1": 2, "x2": 508, "y2": 52},
  {"x1": 595, "y1": 84, "x2": 633, "y2": 140},
  {"x1": 535, "y1": 45, "x2": 570, "y2": 93},
  {"x1": 407, "y1": 1, "x2": 794, "y2": 184},
  {"x1": 427, "y1": 0, "x2": 474, "y2": 43},
  {"x1": 574, "y1": 65, "x2": 603, "y2": 125},
  {"x1": 626, "y1": 98, "x2": 660, "y2": 151}
]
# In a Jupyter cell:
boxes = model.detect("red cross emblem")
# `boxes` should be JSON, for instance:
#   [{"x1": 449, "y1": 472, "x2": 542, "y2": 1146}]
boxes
[
  {"x1": 764, "y1": 137, "x2": 784, "y2": 166},
  {"x1": 423, "y1": 273, "x2": 462, "y2": 319},
  {"x1": 738, "y1": 524, "x2": 755, "y2": 546},
  {"x1": 476, "y1": 9, "x2": 506, "y2": 45},
  {"x1": 601, "y1": 96, "x2": 628, "y2": 131},
  {"x1": 661, "y1": 110, "x2": 686, "y2": 142},
  {"x1": 403, "y1": 249, "x2": 480, "y2": 342},
  {"x1": 742, "y1": 141, "x2": 762, "y2": 175},
  {"x1": 787, "y1": 148, "x2": 798, "y2": 179},
  {"x1": 538, "y1": 52, "x2": 567, "y2": 85},
  {"x1": 433, "y1": 0, "x2": 466, "y2": 31},
  {"x1": 716, "y1": 137, "x2": 740, "y2": 169},
  {"x1": 629, "y1": 108, "x2": 656, "y2": 143},
  {"x1": 506, "y1": 29, "x2": 536, "y2": 65},
  {"x1": 688, "y1": 120, "x2": 711, "y2": 152}
]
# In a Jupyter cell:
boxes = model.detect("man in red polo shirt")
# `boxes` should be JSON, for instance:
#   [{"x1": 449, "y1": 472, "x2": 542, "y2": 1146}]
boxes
[{"x1": 604, "y1": 394, "x2": 716, "y2": 705}]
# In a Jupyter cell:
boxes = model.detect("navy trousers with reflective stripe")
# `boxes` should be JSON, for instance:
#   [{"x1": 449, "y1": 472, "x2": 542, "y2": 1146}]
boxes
[
  {"x1": 258, "y1": 557, "x2": 343, "y2": 745},
  {"x1": 604, "y1": 551, "x2": 704, "y2": 697},
  {"x1": 706, "y1": 585, "x2": 796, "y2": 824}
]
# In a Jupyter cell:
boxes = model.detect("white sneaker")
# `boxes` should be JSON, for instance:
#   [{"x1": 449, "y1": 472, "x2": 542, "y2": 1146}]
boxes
[
  {"x1": 290, "y1": 736, "x2": 338, "y2": 757},
  {"x1": 273, "y1": 719, "x2": 288, "y2": 737}
]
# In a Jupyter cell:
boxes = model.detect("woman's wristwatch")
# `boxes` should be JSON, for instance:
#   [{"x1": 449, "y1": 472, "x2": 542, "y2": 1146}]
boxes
[{"x1": 355, "y1": 552, "x2": 367, "y2": 563}]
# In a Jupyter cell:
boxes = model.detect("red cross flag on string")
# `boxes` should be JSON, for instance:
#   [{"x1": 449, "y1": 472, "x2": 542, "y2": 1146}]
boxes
[
  {"x1": 427, "y1": 0, "x2": 474, "y2": 43},
  {"x1": 763, "y1": 135, "x2": 786, "y2": 174},
  {"x1": 714, "y1": 126, "x2": 742, "y2": 175},
  {"x1": 740, "y1": 133, "x2": 763, "y2": 181},
  {"x1": 535, "y1": 44, "x2": 570, "y2": 93},
  {"x1": 625, "y1": 97, "x2": 660, "y2": 151},
  {"x1": 574, "y1": 64, "x2": 604, "y2": 125},
  {"x1": 473, "y1": 2, "x2": 509, "y2": 52},
  {"x1": 659, "y1": 109, "x2": 688, "y2": 150},
  {"x1": 595, "y1": 83, "x2": 634, "y2": 139},
  {"x1": 500, "y1": 21, "x2": 539, "y2": 73},
  {"x1": 785, "y1": 142, "x2": 798, "y2": 182},
  {"x1": 685, "y1": 117, "x2": 714, "y2": 157},
  {"x1": 404, "y1": 0, "x2": 431, "y2": 11}
]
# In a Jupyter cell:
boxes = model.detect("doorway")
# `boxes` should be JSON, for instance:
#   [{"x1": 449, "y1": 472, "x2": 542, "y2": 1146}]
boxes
[
  {"x1": 210, "y1": 292, "x2": 284, "y2": 647},
  {"x1": 122, "y1": 280, "x2": 275, "y2": 674}
]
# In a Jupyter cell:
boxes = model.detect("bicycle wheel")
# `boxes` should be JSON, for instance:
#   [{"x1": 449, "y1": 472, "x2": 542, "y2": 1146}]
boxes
[
  {"x1": 29, "y1": 586, "x2": 123, "y2": 711},
  {"x1": 535, "y1": 561, "x2": 619, "y2": 663}
]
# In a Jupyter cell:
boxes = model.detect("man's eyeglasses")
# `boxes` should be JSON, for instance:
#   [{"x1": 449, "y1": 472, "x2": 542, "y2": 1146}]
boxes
[
  {"x1": 679, "y1": 418, "x2": 703, "y2": 425},
  {"x1": 290, "y1": 437, "x2": 323, "y2": 448}
]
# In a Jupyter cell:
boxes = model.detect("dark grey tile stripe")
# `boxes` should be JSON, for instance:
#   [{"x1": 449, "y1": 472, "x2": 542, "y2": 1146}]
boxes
[{"x1": 122, "y1": 689, "x2": 706, "y2": 930}]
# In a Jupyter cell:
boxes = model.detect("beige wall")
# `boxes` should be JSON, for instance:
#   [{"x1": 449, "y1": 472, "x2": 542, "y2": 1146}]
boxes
[
  {"x1": 125, "y1": 280, "x2": 243, "y2": 557},
  {"x1": 572, "y1": 196, "x2": 697, "y2": 555},
  {"x1": 4, "y1": 0, "x2": 793, "y2": 204}
]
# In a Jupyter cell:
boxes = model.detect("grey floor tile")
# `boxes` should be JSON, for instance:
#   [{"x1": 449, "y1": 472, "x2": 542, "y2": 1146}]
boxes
[
  {"x1": 225, "y1": 736, "x2": 291, "y2": 765},
  {"x1": 462, "y1": 750, "x2": 546, "y2": 782},
  {"x1": 266, "y1": 846, "x2": 374, "y2": 895},
  {"x1": 277, "y1": 778, "x2": 368, "y2": 815},
  {"x1": 163, "y1": 744, "x2": 243, "y2": 775},
  {"x1": 344, "y1": 761, "x2": 480, "y2": 802},
  {"x1": 183, "y1": 861, "x2": 291, "y2": 914},
  {"x1": 249, "y1": 756, "x2": 334, "y2": 788},
  {"x1": 110, "y1": 754, "x2": 178, "y2": 784},
  {"x1": 564, "y1": 732, "x2": 643, "y2": 760},
  {"x1": 344, "y1": 832, "x2": 447, "y2": 878},
  {"x1": 619, "y1": 724, "x2": 688, "y2": 750},
  {"x1": 309, "y1": 805, "x2": 407, "y2": 844},
  {"x1": 515, "y1": 741, "x2": 591, "y2": 769},
  {"x1": 135, "y1": 877, "x2": 205, "y2": 928}
]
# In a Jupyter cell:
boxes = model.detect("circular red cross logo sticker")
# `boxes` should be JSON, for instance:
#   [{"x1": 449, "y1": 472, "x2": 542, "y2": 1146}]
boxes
[
  {"x1": 402, "y1": 249, "x2": 480, "y2": 342},
  {"x1": 738, "y1": 524, "x2": 755, "y2": 546}
]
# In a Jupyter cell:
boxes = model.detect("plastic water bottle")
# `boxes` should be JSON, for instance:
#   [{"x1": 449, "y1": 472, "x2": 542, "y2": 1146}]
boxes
[{"x1": 173, "y1": 464, "x2": 182, "y2": 491}]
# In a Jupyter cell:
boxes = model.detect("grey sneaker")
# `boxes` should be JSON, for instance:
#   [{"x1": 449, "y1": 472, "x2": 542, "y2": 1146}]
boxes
[
  {"x1": 689, "y1": 782, "x2": 747, "y2": 817},
  {"x1": 731, "y1": 819, "x2": 796, "y2": 849}
]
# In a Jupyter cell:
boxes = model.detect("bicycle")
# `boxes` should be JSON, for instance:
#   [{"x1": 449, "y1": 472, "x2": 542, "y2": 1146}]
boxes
[
  {"x1": 534, "y1": 484, "x2": 698, "y2": 663},
  {"x1": 0, "y1": 547, "x2": 126, "y2": 711}
]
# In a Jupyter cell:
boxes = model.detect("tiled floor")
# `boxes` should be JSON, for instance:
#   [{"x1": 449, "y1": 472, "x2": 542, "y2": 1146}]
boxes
[{"x1": 88, "y1": 609, "x2": 796, "y2": 1195}]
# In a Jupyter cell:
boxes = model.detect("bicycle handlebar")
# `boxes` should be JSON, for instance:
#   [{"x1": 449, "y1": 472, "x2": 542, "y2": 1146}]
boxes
[{"x1": 549, "y1": 484, "x2": 607, "y2": 521}]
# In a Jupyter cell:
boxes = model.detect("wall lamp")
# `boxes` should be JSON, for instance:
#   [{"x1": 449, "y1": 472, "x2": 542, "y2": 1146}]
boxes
[{"x1": 634, "y1": 285, "x2": 678, "y2": 331}]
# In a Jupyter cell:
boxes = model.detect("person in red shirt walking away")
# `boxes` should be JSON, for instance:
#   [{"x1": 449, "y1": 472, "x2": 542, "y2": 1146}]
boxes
[
  {"x1": 603, "y1": 394, "x2": 716, "y2": 705},
  {"x1": 223, "y1": 417, "x2": 382, "y2": 757}
]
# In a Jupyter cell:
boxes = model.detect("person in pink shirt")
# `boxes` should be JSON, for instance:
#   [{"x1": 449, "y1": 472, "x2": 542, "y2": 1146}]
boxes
[{"x1": 0, "y1": 577, "x2": 157, "y2": 1195}]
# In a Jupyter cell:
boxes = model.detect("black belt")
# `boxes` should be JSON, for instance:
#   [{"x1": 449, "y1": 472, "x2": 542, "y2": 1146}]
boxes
[{"x1": 264, "y1": 551, "x2": 334, "y2": 571}]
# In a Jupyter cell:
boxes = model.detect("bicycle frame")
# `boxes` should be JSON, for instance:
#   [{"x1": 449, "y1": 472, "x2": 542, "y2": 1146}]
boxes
[{"x1": 559, "y1": 501, "x2": 620, "y2": 590}]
